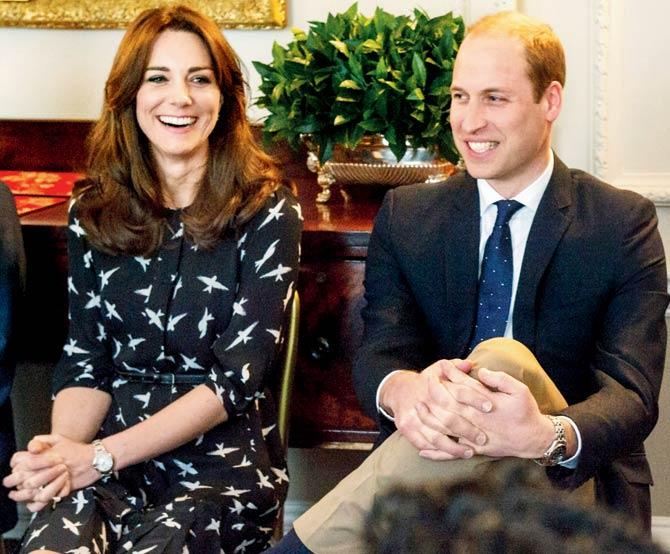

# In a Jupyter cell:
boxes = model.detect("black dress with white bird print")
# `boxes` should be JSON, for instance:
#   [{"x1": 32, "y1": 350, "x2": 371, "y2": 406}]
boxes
[{"x1": 21, "y1": 187, "x2": 303, "y2": 554}]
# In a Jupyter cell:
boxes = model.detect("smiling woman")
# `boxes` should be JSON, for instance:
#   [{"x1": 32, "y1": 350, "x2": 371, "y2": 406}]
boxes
[{"x1": 3, "y1": 5, "x2": 302, "y2": 554}]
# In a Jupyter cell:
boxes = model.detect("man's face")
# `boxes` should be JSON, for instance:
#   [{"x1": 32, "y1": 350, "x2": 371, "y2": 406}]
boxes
[{"x1": 450, "y1": 33, "x2": 561, "y2": 194}]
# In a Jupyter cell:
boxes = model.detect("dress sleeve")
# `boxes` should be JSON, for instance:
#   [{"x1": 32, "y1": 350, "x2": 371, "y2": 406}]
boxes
[
  {"x1": 207, "y1": 188, "x2": 303, "y2": 415},
  {"x1": 51, "y1": 202, "x2": 116, "y2": 395}
]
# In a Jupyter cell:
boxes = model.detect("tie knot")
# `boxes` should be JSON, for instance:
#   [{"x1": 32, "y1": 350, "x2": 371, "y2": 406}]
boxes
[{"x1": 494, "y1": 200, "x2": 523, "y2": 226}]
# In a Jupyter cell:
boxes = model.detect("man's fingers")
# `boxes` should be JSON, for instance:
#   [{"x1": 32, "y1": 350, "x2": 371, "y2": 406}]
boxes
[
  {"x1": 418, "y1": 448, "x2": 463, "y2": 461},
  {"x1": 436, "y1": 361, "x2": 494, "y2": 412},
  {"x1": 415, "y1": 402, "x2": 487, "y2": 447},
  {"x1": 477, "y1": 367, "x2": 525, "y2": 395},
  {"x1": 414, "y1": 402, "x2": 451, "y2": 435},
  {"x1": 451, "y1": 358, "x2": 474, "y2": 373},
  {"x1": 414, "y1": 403, "x2": 484, "y2": 458}
]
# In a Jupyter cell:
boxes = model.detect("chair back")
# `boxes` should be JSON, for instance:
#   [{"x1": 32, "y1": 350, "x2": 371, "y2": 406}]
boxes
[{"x1": 276, "y1": 291, "x2": 299, "y2": 452}]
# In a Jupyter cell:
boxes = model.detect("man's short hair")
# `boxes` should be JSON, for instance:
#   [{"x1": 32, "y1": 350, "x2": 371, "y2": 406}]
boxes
[
  {"x1": 467, "y1": 11, "x2": 566, "y2": 101},
  {"x1": 364, "y1": 460, "x2": 664, "y2": 554}
]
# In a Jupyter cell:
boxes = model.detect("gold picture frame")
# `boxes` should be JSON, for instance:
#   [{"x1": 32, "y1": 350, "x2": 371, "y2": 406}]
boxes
[{"x1": 0, "y1": 0, "x2": 286, "y2": 30}]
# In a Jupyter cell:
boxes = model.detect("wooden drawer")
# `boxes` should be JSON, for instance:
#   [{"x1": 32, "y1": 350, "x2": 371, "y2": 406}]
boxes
[{"x1": 292, "y1": 260, "x2": 377, "y2": 447}]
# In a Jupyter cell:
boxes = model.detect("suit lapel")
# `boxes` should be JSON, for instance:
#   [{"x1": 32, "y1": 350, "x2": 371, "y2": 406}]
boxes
[
  {"x1": 513, "y1": 156, "x2": 573, "y2": 349},
  {"x1": 441, "y1": 173, "x2": 481, "y2": 356}
]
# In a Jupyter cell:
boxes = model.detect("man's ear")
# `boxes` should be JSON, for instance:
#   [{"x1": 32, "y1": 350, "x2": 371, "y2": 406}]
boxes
[{"x1": 543, "y1": 81, "x2": 562, "y2": 123}]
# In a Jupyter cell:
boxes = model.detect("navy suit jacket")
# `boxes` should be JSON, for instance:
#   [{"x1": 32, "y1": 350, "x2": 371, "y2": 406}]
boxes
[
  {"x1": 353, "y1": 157, "x2": 669, "y2": 532},
  {"x1": 0, "y1": 182, "x2": 24, "y2": 532}
]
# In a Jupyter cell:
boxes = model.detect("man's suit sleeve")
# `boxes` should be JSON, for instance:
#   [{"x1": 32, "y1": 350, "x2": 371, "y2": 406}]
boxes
[
  {"x1": 352, "y1": 190, "x2": 434, "y2": 427},
  {"x1": 552, "y1": 195, "x2": 668, "y2": 490},
  {"x1": 0, "y1": 183, "x2": 25, "y2": 405},
  {"x1": 0, "y1": 182, "x2": 24, "y2": 532}
]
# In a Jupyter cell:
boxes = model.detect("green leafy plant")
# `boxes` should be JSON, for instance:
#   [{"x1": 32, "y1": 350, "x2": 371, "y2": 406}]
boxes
[{"x1": 253, "y1": 3, "x2": 465, "y2": 163}]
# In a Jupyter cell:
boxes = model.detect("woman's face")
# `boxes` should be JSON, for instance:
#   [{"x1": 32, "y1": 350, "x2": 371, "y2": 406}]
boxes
[{"x1": 136, "y1": 30, "x2": 222, "y2": 170}]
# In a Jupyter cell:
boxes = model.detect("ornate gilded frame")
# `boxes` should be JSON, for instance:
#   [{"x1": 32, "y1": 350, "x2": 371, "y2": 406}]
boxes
[{"x1": 0, "y1": 0, "x2": 286, "y2": 29}]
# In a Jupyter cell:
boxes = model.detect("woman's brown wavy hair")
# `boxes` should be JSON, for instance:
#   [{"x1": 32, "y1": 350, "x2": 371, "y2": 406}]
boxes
[{"x1": 75, "y1": 4, "x2": 282, "y2": 256}]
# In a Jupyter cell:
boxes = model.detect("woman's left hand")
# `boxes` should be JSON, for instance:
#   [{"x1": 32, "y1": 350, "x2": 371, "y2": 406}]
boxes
[
  {"x1": 26, "y1": 434, "x2": 101, "y2": 492},
  {"x1": 4, "y1": 439, "x2": 71, "y2": 512}
]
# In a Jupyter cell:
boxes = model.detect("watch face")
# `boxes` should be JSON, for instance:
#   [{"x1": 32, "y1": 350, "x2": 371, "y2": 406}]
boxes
[
  {"x1": 93, "y1": 441, "x2": 114, "y2": 474},
  {"x1": 549, "y1": 444, "x2": 567, "y2": 464},
  {"x1": 96, "y1": 453, "x2": 113, "y2": 473}
]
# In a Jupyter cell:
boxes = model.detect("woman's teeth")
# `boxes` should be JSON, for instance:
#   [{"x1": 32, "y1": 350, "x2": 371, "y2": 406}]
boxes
[{"x1": 159, "y1": 116, "x2": 196, "y2": 127}]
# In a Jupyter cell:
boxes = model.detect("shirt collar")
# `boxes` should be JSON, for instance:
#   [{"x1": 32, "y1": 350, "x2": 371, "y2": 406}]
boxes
[{"x1": 476, "y1": 151, "x2": 554, "y2": 216}]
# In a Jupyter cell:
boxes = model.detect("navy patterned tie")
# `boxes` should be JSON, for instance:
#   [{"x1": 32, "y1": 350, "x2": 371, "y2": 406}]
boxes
[{"x1": 469, "y1": 200, "x2": 523, "y2": 349}]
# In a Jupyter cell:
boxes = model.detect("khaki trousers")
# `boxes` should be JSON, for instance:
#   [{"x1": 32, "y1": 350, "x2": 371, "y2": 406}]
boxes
[{"x1": 294, "y1": 338, "x2": 594, "y2": 554}]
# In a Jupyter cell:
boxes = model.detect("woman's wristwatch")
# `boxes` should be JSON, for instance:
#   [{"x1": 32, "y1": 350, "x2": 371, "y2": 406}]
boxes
[{"x1": 91, "y1": 439, "x2": 115, "y2": 476}]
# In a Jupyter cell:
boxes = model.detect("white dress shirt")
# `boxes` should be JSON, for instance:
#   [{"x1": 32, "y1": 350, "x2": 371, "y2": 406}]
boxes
[{"x1": 375, "y1": 151, "x2": 582, "y2": 466}]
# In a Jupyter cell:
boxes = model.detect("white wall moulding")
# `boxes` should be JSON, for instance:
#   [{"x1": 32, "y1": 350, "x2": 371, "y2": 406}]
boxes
[
  {"x1": 591, "y1": 0, "x2": 610, "y2": 179},
  {"x1": 613, "y1": 174, "x2": 670, "y2": 206},
  {"x1": 591, "y1": 0, "x2": 670, "y2": 200}
]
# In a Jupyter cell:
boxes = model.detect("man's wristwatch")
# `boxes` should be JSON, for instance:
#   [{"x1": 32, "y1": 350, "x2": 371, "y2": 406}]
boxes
[
  {"x1": 92, "y1": 439, "x2": 115, "y2": 476},
  {"x1": 534, "y1": 415, "x2": 567, "y2": 467}
]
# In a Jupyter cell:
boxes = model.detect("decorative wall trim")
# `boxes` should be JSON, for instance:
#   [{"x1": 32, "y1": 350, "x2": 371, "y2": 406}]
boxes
[
  {"x1": 613, "y1": 174, "x2": 670, "y2": 206},
  {"x1": 591, "y1": 0, "x2": 610, "y2": 179},
  {"x1": 590, "y1": 1, "x2": 670, "y2": 201}
]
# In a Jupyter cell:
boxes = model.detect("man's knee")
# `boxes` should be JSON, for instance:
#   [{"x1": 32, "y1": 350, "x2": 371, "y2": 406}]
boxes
[
  {"x1": 468, "y1": 338, "x2": 538, "y2": 377},
  {"x1": 468, "y1": 338, "x2": 567, "y2": 412}
]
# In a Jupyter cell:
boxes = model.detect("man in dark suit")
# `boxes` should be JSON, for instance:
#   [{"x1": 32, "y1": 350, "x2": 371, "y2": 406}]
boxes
[
  {"x1": 355, "y1": 8, "x2": 667, "y2": 530},
  {"x1": 271, "y1": 11, "x2": 668, "y2": 553},
  {"x1": 0, "y1": 182, "x2": 24, "y2": 535}
]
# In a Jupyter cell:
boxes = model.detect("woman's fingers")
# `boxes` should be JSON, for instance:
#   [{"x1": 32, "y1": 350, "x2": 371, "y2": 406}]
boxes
[
  {"x1": 26, "y1": 471, "x2": 69, "y2": 513},
  {"x1": 22, "y1": 464, "x2": 68, "y2": 491},
  {"x1": 8, "y1": 486, "x2": 38, "y2": 503},
  {"x1": 10, "y1": 452, "x2": 64, "y2": 473}
]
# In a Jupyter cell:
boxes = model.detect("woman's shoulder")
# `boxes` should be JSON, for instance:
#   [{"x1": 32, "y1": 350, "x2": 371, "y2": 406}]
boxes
[{"x1": 248, "y1": 185, "x2": 302, "y2": 227}]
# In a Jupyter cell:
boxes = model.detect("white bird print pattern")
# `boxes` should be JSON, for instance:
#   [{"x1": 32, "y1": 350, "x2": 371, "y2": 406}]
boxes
[
  {"x1": 31, "y1": 190, "x2": 301, "y2": 553},
  {"x1": 198, "y1": 307, "x2": 215, "y2": 339},
  {"x1": 197, "y1": 275, "x2": 229, "y2": 293}
]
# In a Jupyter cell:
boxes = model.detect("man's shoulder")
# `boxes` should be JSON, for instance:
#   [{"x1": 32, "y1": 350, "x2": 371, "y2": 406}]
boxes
[
  {"x1": 547, "y1": 161, "x2": 655, "y2": 225},
  {"x1": 565, "y1": 166, "x2": 653, "y2": 210},
  {"x1": 384, "y1": 170, "x2": 474, "y2": 216}
]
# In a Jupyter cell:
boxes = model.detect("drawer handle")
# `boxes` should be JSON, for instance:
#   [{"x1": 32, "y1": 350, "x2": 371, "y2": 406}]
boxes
[{"x1": 309, "y1": 336, "x2": 331, "y2": 361}]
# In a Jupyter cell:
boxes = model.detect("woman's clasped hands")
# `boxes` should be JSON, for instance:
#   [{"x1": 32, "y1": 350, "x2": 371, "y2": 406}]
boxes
[{"x1": 3, "y1": 434, "x2": 100, "y2": 512}]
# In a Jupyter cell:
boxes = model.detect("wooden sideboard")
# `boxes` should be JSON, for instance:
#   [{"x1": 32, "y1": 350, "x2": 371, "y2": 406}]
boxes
[{"x1": 1, "y1": 120, "x2": 382, "y2": 448}]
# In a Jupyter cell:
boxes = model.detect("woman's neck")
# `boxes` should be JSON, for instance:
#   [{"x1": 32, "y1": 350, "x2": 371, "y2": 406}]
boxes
[{"x1": 156, "y1": 156, "x2": 207, "y2": 209}]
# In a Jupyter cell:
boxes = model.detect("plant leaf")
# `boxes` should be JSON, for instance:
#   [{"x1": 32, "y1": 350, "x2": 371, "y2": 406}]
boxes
[
  {"x1": 339, "y1": 79, "x2": 362, "y2": 90},
  {"x1": 412, "y1": 52, "x2": 427, "y2": 87},
  {"x1": 329, "y1": 39, "x2": 350, "y2": 57}
]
